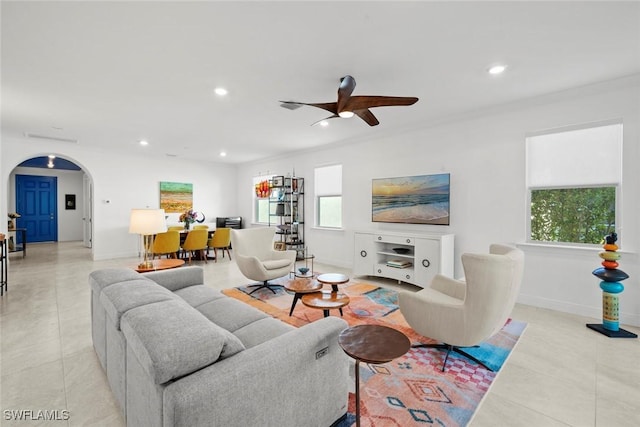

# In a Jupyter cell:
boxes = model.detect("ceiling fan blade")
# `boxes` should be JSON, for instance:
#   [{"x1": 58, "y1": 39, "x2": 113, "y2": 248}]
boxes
[
  {"x1": 311, "y1": 114, "x2": 339, "y2": 126},
  {"x1": 354, "y1": 109, "x2": 380, "y2": 126},
  {"x1": 337, "y1": 75, "x2": 356, "y2": 114},
  {"x1": 346, "y1": 95, "x2": 419, "y2": 111},
  {"x1": 280, "y1": 101, "x2": 338, "y2": 115}
]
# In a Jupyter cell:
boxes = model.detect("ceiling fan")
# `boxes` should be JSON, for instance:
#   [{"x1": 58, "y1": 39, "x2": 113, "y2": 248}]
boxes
[{"x1": 280, "y1": 75, "x2": 418, "y2": 126}]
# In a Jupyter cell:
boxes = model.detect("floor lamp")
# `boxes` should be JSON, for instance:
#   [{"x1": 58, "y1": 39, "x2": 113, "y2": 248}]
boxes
[{"x1": 129, "y1": 209, "x2": 167, "y2": 269}]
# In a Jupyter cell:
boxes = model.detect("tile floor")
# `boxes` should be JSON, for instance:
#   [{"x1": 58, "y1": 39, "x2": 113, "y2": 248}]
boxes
[{"x1": 1, "y1": 242, "x2": 638, "y2": 426}]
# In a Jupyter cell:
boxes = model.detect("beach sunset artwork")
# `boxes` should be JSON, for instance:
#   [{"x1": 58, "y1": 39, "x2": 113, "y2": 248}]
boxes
[
  {"x1": 372, "y1": 174, "x2": 450, "y2": 225},
  {"x1": 160, "y1": 181, "x2": 193, "y2": 213}
]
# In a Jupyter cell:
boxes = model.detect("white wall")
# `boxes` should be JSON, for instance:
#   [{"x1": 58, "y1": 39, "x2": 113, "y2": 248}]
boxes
[
  {"x1": 10, "y1": 166, "x2": 85, "y2": 242},
  {"x1": 2, "y1": 75, "x2": 638, "y2": 326},
  {"x1": 1, "y1": 144, "x2": 238, "y2": 260},
  {"x1": 236, "y1": 75, "x2": 640, "y2": 326}
]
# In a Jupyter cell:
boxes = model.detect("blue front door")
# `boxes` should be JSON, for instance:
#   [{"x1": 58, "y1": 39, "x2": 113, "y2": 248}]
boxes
[{"x1": 16, "y1": 175, "x2": 58, "y2": 243}]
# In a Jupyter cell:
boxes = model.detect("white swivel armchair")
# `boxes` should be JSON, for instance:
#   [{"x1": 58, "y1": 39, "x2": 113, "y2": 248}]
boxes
[
  {"x1": 398, "y1": 243, "x2": 524, "y2": 371},
  {"x1": 231, "y1": 227, "x2": 296, "y2": 294}
]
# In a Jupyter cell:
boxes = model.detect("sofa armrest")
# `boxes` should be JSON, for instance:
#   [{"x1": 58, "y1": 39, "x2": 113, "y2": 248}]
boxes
[
  {"x1": 143, "y1": 266, "x2": 204, "y2": 291},
  {"x1": 162, "y1": 317, "x2": 349, "y2": 427}
]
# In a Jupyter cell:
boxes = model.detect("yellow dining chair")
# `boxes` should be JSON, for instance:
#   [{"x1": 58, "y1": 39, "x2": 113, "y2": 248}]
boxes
[
  {"x1": 152, "y1": 231, "x2": 180, "y2": 259},
  {"x1": 207, "y1": 227, "x2": 232, "y2": 262},
  {"x1": 168, "y1": 226, "x2": 184, "y2": 231},
  {"x1": 193, "y1": 224, "x2": 208, "y2": 230},
  {"x1": 181, "y1": 229, "x2": 209, "y2": 264}
]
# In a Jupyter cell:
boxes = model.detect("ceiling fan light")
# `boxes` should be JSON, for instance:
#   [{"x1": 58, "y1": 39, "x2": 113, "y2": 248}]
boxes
[
  {"x1": 338, "y1": 111, "x2": 354, "y2": 118},
  {"x1": 488, "y1": 64, "x2": 507, "y2": 75}
]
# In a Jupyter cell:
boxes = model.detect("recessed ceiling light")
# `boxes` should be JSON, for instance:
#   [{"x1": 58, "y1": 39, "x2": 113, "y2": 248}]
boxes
[
  {"x1": 319, "y1": 120, "x2": 329, "y2": 127},
  {"x1": 214, "y1": 87, "x2": 228, "y2": 96},
  {"x1": 488, "y1": 64, "x2": 507, "y2": 75},
  {"x1": 219, "y1": 151, "x2": 227, "y2": 157},
  {"x1": 139, "y1": 140, "x2": 149, "y2": 146}
]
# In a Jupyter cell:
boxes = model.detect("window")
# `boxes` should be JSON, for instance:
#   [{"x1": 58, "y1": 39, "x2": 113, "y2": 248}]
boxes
[
  {"x1": 253, "y1": 174, "x2": 271, "y2": 224},
  {"x1": 526, "y1": 122, "x2": 622, "y2": 245},
  {"x1": 315, "y1": 164, "x2": 342, "y2": 228}
]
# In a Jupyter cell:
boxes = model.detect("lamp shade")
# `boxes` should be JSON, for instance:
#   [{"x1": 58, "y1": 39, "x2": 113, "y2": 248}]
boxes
[{"x1": 129, "y1": 209, "x2": 168, "y2": 235}]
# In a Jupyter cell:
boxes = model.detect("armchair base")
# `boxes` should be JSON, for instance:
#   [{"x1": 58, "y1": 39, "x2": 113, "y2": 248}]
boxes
[
  {"x1": 248, "y1": 280, "x2": 283, "y2": 295},
  {"x1": 413, "y1": 343, "x2": 493, "y2": 372}
]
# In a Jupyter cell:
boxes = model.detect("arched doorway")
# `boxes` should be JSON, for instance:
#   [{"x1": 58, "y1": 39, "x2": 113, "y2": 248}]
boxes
[{"x1": 8, "y1": 154, "x2": 93, "y2": 251}]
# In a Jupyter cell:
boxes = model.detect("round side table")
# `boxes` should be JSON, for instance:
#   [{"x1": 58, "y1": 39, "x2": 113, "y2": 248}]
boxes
[
  {"x1": 317, "y1": 273, "x2": 349, "y2": 292},
  {"x1": 284, "y1": 278, "x2": 322, "y2": 316},
  {"x1": 132, "y1": 258, "x2": 185, "y2": 273},
  {"x1": 301, "y1": 291, "x2": 350, "y2": 317},
  {"x1": 338, "y1": 325, "x2": 410, "y2": 427}
]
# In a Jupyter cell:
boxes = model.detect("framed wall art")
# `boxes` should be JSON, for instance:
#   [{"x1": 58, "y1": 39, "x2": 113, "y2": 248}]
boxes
[
  {"x1": 160, "y1": 182, "x2": 193, "y2": 213},
  {"x1": 372, "y1": 173, "x2": 450, "y2": 225},
  {"x1": 65, "y1": 194, "x2": 76, "y2": 210}
]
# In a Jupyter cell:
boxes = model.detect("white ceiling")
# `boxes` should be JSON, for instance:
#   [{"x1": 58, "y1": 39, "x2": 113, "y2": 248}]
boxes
[{"x1": 2, "y1": 1, "x2": 639, "y2": 164}]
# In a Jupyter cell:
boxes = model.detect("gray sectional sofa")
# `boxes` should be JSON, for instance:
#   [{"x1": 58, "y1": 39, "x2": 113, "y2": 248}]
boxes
[{"x1": 89, "y1": 266, "x2": 349, "y2": 426}]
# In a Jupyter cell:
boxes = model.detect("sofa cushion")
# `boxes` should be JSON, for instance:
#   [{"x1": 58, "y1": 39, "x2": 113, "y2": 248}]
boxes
[
  {"x1": 121, "y1": 300, "x2": 227, "y2": 385},
  {"x1": 215, "y1": 324, "x2": 246, "y2": 359},
  {"x1": 196, "y1": 297, "x2": 268, "y2": 332},
  {"x1": 174, "y1": 285, "x2": 226, "y2": 308},
  {"x1": 262, "y1": 259, "x2": 292, "y2": 270},
  {"x1": 233, "y1": 317, "x2": 295, "y2": 349},
  {"x1": 100, "y1": 279, "x2": 179, "y2": 330}
]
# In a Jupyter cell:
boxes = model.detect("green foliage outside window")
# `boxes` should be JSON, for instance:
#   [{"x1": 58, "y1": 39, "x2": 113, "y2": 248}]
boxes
[{"x1": 530, "y1": 187, "x2": 615, "y2": 244}]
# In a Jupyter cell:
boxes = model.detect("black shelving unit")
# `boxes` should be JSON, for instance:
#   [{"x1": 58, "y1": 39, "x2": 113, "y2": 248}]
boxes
[
  {"x1": 269, "y1": 176, "x2": 305, "y2": 259},
  {"x1": 1, "y1": 235, "x2": 7, "y2": 296}
]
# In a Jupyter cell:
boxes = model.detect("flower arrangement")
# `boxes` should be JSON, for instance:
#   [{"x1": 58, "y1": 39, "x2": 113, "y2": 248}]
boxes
[
  {"x1": 255, "y1": 179, "x2": 272, "y2": 198},
  {"x1": 8, "y1": 213, "x2": 20, "y2": 230},
  {"x1": 179, "y1": 209, "x2": 198, "y2": 230}
]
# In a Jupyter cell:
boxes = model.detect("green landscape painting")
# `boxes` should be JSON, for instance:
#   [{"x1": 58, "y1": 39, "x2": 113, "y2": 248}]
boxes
[{"x1": 160, "y1": 181, "x2": 193, "y2": 213}]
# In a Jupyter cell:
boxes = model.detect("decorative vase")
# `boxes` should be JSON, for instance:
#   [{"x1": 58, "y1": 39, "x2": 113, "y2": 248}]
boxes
[
  {"x1": 184, "y1": 222, "x2": 191, "y2": 231},
  {"x1": 8, "y1": 219, "x2": 14, "y2": 230},
  {"x1": 586, "y1": 232, "x2": 637, "y2": 338}
]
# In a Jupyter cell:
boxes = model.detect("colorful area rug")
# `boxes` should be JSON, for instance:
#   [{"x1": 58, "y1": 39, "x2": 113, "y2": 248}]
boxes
[{"x1": 223, "y1": 277, "x2": 526, "y2": 426}]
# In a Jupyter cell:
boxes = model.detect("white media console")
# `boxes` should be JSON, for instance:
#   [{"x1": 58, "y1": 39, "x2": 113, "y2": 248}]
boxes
[{"x1": 353, "y1": 231, "x2": 454, "y2": 287}]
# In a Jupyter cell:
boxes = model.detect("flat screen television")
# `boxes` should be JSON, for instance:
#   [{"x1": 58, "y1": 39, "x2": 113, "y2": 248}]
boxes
[{"x1": 372, "y1": 173, "x2": 450, "y2": 225}]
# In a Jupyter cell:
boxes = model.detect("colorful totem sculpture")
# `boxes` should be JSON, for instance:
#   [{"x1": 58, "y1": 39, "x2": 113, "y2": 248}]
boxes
[{"x1": 586, "y1": 232, "x2": 638, "y2": 338}]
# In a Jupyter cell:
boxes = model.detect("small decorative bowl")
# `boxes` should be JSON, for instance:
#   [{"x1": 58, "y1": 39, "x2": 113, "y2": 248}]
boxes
[
  {"x1": 392, "y1": 247, "x2": 410, "y2": 254},
  {"x1": 298, "y1": 267, "x2": 310, "y2": 275}
]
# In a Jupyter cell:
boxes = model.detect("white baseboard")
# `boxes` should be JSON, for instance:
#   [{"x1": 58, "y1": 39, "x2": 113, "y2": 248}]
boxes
[{"x1": 518, "y1": 293, "x2": 640, "y2": 327}]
